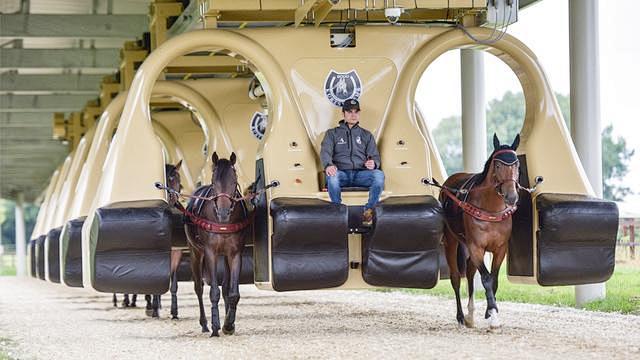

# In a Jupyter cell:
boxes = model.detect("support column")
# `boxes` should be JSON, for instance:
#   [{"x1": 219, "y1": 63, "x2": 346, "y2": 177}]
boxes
[
  {"x1": 461, "y1": 49, "x2": 488, "y2": 287},
  {"x1": 569, "y1": 0, "x2": 605, "y2": 306},
  {"x1": 461, "y1": 49, "x2": 487, "y2": 172},
  {"x1": 15, "y1": 192, "x2": 27, "y2": 277}
]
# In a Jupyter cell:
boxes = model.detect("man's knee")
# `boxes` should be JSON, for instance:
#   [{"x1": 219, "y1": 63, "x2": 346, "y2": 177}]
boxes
[
  {"x1": 326, "y1": 174, "x2": 340, "y2": 187},
  {"x1": 371, "y1": 170, "x2": 385, "y2": 186}
]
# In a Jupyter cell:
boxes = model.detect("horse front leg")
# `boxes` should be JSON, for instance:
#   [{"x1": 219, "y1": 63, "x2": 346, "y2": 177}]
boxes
[
  {"x1": 468, "y1": 244, "x2": 498, "y2": 327},
  {"x1": 151, "y1": 295, "x2": 160, "y2": 318},
  {"x1": 486, "y1": 246, "x2": 507, "y2": 329},
  {"x1": 130, "y1": 294, "x2": 137, "y2": 307},
  {"x1": 170, "y1": 249, "x2": 183, "y2": 320},
  {"x1": 204, "y1": 247, "x2": 221, "y2": 337},
  {"x1": 190, "y1": 250, "x2": 208, "y2": 333},
  {"x1": 112, "y1": 293, "x2": 117, "y2": 307},
  {"x1": 464, "y1": 260, "x2": 477, "y2": 328},
  {"x1": 221, "y1": 256, "x2": 231, "y2": 316},
  {"x1": 443, "y1": 232, "x2": 465, "y2": 326},
  {"x1": 223, "y1": 252, "x2": 242, "y2": 335},
  {"x1": 122, "y1": 294, "x2": 130, "y2": 307}
]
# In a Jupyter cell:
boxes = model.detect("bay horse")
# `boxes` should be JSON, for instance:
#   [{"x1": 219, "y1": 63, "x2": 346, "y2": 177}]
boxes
[
  {"x1": 183, "y1": 152, "x2": 251, "y2": 337},
  {"x1": 439, "y1": 134, "x2": 522, "y2": 329},
  {"x1": 165, "y1": 160, "x2": 187, "y2": 320}
]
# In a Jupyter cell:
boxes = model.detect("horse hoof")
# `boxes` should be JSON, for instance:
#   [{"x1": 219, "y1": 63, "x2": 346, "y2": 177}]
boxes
[
  {"x1": 222, "y1": 325, "x2": 235, "y2": 335},
  {"x1": 464, "y1": 315, "x2": 475, "y2": 328},
  {"x1": 171, "y1": 315, "x2": 179, "y2": 320},
  {"x1": 152, "y1": 312, "x2": 159, "y2": 318},
  {"x1": 210, "y1": 330, "x2": 220, "y2": 337},
  {"x1": 145, "y1": 309, "x2": 153, "y2": 317},
  {"x1": 201, "y1": 326, "x2": 209, "y2": 333}
]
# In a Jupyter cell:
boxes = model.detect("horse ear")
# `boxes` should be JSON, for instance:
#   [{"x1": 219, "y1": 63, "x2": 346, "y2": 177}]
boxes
[
  {"x1": 511, "y1": 134, "x2": 520, "y2": 150},
  {"x1": 175, "y1": 160, "x2": 182, "y2": 172},
  {"x1": 230, "y1": 152, "x2": 237, "y2": 166},
  {"x1": 212, "y1": 152, "x2": 218, "y2": 164},
  {"x1": 493, "y1": 133, "x2": 500, "y2": 150}
]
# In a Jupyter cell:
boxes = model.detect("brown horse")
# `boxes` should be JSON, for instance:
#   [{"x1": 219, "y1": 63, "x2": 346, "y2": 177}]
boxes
[
  {"x1": 440, "y1": 133, "x2": 521, "y2": 329},
  {"x1": 165, "y1": 161, "x2": 186, "y2": 320},
  {"x1": 184, "y1": 152, "x2": 250, "y2": 337}
]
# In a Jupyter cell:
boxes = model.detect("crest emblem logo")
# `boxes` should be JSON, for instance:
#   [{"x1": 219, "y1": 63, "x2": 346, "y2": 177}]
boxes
[
  {"x1": 249, "y1": 111, "x2": 267, "y2": 140},
  {"x1": 324, "y1": 69, "x2": 362, "y2": 107},
  {"x1": 337, "y1": 137, "x2": 346, "y2": 145},
  {"x1": 356, "y1": 136, "x2": 362, "y2": 145}
]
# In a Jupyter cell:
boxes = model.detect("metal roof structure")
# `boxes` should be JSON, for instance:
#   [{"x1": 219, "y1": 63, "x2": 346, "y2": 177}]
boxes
[{"x1": 0, "y1": 0, "x2": 540, "y2": 202}]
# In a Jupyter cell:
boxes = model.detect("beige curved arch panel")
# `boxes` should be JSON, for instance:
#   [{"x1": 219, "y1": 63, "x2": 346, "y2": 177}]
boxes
[
  {"x1": 53, "y1": 125, "x2": 97, "y2": 228},
  {"x1": 30, "y1": 167, "x2": 61, "y2": 239},
  {"x1": 392, "y1": 27, "x2": 592, "y2": 197}
]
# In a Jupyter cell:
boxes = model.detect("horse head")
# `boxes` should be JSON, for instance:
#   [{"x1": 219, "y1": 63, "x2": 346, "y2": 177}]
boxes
[
  {"x1": 490, "y1": 133, "x2": 521, "y2": 206},
  {"x1": 211, "y1": 152, "x2": 239, "y2": 223},
  {"x1": 165, "y1": 160, "x2": 182, "y2": 206}
]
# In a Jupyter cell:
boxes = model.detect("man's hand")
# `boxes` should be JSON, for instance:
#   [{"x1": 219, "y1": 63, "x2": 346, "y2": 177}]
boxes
[
  {"x1": 326, "y1": 165, "x2": 338, "y2": 176},
  {"x1": 364, "y1": 159, "x2": 375, "y2": 170}
]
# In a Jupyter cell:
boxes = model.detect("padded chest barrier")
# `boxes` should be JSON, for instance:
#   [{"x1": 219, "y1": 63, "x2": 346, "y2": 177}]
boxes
[
  {"x1": 45, "y1": 227, "x2": 62, "y2": 283},
  {"x1": 362, "y1": 196, "x2": 444, "y2": 288},
  {"x1": 270, "y1": 198, "x2": 349, "y2": 291},
  {"x1": 35, "y1": 234, "x2": 46, "y2": 280},
  {"x1": 61, "y1": 216, "x2": 86, "y2": 287},
  {"x1": 91, "y1": 200, "x2": 175, "y2": 294},
  {"x1": 535, "y1": 193, "x2": 618, "y2": 286},
  {"x1": 29, "y1": 239, "x2": 37, "y2": 277}
]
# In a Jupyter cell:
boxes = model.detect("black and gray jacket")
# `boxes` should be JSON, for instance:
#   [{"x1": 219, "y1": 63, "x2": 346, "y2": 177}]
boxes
[{"x1": 320, "y1": 120, "x2": 381, "y2": 171}]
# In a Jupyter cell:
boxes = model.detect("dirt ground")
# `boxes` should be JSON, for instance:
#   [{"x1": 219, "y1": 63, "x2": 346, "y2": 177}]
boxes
[{"x1": 1, "y1": 277, "x2": 639, "y2": 360}]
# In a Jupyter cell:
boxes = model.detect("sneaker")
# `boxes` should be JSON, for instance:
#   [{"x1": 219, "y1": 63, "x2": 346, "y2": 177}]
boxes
[{"x1": 362, "y1": 209, "x2": 374, "y2": 227}]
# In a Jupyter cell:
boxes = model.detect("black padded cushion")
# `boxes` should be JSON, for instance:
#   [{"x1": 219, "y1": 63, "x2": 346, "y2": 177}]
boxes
[
  {"x1": 362, "y1": 196, "x2": 444, "y2": 289},
  {"x1": 29, "y1": 239, "x2": 37, "y2": 277},
  {"x1": 36, "y1": 234, "x2": 46, "y2": 280},
  {"x1": 62, "y1": 217, "x2": 86, "y2": 287},
  {"x1": 92, "y1": 200, "x2": 174, "y2": 294},
  {"x1": 536, "y1": 193, "x2": 618, "y2": 286},
  {"x1": 270, "y1": 198, "x2": 349, "y2": 291},
  {"x1": 46, "y1": 227, "x2": 62, "y2": 283}
]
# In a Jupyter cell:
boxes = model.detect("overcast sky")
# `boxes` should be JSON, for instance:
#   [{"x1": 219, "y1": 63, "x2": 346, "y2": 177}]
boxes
[{"x1": 415, "y1": 0, "x2": 640, "y2": 207}]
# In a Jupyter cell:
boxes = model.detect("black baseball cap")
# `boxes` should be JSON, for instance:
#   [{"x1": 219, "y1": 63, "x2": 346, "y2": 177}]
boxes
[{"x1": 342, "y1": 99, "x2": 360, "y2": 112}]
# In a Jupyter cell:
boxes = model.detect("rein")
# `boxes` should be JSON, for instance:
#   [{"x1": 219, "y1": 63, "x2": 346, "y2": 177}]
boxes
[
  {"x1": 156, "y1": 180, "x2": 279, "y2": 234},
  {"x1": 173, "y1": 202, "x2": 253, "y2": 234},
  {"x1": 435, "y1": 182, "x2": 517, "y2": 222}
]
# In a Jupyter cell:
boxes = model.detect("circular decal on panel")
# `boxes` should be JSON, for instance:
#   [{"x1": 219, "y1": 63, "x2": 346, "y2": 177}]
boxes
[
  {"x1": 324, "y1": 69, "x2": 362, "y2": 107},
  {"x1": 250, "y1": 111, "x2": 267, "y2": 140}
]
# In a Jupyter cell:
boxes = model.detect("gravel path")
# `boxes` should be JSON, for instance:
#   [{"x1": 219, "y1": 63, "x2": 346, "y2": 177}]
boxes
[{"x1": 1, "y1": 277, "x2": 639, "y2": 360}]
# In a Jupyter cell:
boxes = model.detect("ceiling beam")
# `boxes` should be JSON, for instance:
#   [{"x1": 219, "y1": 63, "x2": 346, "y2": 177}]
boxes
[
  {"x1": 0, "y1": 94, "x2": 97, "y2": 112},
  {"x1": 0, "y1": 73, "x2": 103, "y2": 94},
  {"x1": 0, "y1": 48, "x2": 120, "y2": 70},
  {"x1": 0, "y1": 14, "x2": 149, "y2": 38}
]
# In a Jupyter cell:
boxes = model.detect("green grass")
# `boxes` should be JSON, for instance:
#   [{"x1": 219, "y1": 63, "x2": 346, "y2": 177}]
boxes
[
  {"x1": 0, "y1": 255, "x2": 16, "y2": 276},
  {"x1": 400, "y1": 265, "x2": 640, "y2": 315},
  {"x1": 0, "y1": 266, "x2": 16, "y2": 276},
  {"x1": 0, "y1": 337, "x2": 16, "y2": 360}
]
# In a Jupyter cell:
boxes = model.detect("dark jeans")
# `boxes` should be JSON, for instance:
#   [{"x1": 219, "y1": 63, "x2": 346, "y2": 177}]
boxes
[{"x1": 326, "y1": 169, "x2": 385, "y2": 210}]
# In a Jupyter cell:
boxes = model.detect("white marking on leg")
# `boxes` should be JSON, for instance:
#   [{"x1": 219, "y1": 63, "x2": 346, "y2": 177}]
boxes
[
  {"x1": 488, "y1": 308, "x2": 500, "y2": 329},
  {"x1": 464, "y1": 297, "x2": 475, "y2": 328}
]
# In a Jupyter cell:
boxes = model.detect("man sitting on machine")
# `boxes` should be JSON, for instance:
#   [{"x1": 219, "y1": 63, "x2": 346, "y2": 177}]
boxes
[{"x1": 320, "y1": 99, "x2": 385, "y2": 227}]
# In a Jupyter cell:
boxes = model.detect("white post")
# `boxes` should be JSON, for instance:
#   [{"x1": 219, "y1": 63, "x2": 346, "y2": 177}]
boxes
[
  {"x1": 15, "y1": 192, "x2": 27, "y2": 277},
  {"x1": 569, "y1": 0, "x2": 606, "y2": 306},
  {"x1": 461, "y1": 49, "x2": 488, "y2": 288},
  {"x1": 461, "y1": 49, "x2": 487, "y2": 173}
]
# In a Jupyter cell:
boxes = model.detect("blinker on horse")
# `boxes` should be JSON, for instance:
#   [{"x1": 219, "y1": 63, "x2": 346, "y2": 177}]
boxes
[{"x1": 439, "y1": 133, "x2": 525, "y2": 329}]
